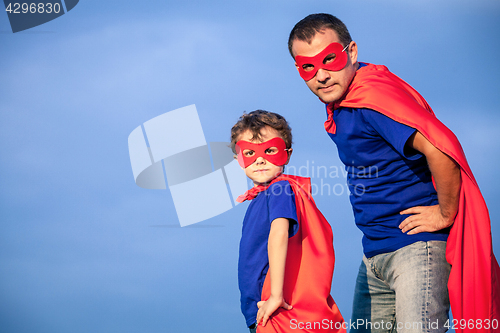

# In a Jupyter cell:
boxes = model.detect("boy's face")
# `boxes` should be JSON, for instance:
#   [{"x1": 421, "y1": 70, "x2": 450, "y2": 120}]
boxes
[
  {"x1": 291, "y1": 28, "x2": 358, "y2": 104},
  {"x1": 236, "y1": 126, "x2": 292, "y2": 186}
]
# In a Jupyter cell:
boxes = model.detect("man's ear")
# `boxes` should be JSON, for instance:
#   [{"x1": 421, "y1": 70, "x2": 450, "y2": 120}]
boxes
[
  {"x1": 348, "y1": 41, "x2": 358, "y2": 65},
  {"x1": 295, "y1": 62, "x2": 300, "y2": 72}
]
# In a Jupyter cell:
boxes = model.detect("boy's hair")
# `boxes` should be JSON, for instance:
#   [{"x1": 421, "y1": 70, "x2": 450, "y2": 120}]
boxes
[
  {"x1": 230, "y1": 110, "x2": 292, "y2": 154},
  {"x1": 288, "y1": 13, "x2": 352, "y2": 58}
]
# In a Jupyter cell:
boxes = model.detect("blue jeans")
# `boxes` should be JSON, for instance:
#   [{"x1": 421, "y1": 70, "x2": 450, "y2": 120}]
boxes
[{"x1": 351, "y1": 241, "x2": 451, "y2": 333}]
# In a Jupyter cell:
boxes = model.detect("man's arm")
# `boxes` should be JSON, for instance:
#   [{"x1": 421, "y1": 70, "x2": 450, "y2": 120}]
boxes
[
  {"x1": 256, "y1": 218, "x2": 293, "y2": 327},
  {"x1": 399, "y1": 131, "x2": 461, "y2": 234}
]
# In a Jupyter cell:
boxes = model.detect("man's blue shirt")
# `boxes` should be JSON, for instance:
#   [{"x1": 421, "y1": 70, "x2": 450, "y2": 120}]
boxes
[
  {"x1": 238, "y1": 180, "x2": 298, "y2": 327},
  {"x1": 328, "y1": 107, "x2": 448, "y2": 257}
]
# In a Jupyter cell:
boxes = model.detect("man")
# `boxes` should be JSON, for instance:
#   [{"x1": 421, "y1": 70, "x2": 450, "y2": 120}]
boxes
[{"x1": 288, "y1": 13, "x2": 499, "y2": 333}]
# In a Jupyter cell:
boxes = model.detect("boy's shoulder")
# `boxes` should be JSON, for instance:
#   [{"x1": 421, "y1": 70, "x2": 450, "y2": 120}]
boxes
[
  {"x1": 243, "y1": 178, "x2": 299, "y2": 227},
  {"x1": 267, "y1": 179, "x2": 293, "y2": 193},
  {"x1": 271, "y1": 174, "x2": 312, "y2": 197},
  {"x1": 251, "y1": 180, "x2": 294, "y2": 205}
]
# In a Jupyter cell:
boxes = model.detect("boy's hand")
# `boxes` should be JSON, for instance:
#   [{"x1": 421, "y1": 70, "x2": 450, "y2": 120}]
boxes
[{"x1": 256, "y1": 295, "x2": 292, "y2": 327}]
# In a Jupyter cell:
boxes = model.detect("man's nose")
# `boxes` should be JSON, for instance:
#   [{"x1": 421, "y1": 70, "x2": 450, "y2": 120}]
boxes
[{"x1": 316, "y1": 68, "x2": 330, "y2": 83}]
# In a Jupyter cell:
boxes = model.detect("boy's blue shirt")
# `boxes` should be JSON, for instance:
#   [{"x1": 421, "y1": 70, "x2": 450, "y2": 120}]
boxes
[{"x1": 238, "y1": 180, "x2": 298, "y2": 327}]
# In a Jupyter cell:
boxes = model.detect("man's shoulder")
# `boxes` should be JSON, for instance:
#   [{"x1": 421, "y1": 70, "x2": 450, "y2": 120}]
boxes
[
  {"x1": 332, "y1": 62, "x2": 432, "y2": 120},
  {"x1": 352, "y1": 62, "x2": 391, "y2": 81}
]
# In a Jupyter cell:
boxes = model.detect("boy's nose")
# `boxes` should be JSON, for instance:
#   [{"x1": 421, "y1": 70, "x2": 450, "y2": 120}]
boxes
[{"x1": 255, "y1": 156, "x2": 266, "y2": 164}]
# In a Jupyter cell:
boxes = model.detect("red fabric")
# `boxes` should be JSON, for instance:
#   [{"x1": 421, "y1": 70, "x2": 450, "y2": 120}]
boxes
[
  {"x1": 236, "y1": 137, "x2": 289, "y2": 168},
  {"x1": 237, "y1": 184, "x2": 270, "y2": 203},
  {"x1": 294, "y1": 43, "x2": 348, "y2": 81},
  {"x1": 325, "y1": 63, "x2": 500, "y2": 332},
  {"x1": 252, "y1": 174, "x2": 345, "y2": 333}
]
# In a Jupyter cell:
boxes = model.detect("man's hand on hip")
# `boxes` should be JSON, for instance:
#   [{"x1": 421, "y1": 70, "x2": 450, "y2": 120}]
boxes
[{"x1": 399, "y1": 204, "x2": 454, "y2": 234}]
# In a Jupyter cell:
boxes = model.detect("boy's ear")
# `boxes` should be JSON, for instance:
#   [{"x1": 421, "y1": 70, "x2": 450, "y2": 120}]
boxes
[
  {"x1": 234, "y1": 154, "x2": 245, "y2": 170},
  {"x1": 284, "y1": 148, "x2": 293, "y2": 165}
]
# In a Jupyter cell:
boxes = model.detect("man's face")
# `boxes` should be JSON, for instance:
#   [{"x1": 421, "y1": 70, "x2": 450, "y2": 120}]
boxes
[{"x1": 291, "y1": 28, "x2": 358, "y2": 104}]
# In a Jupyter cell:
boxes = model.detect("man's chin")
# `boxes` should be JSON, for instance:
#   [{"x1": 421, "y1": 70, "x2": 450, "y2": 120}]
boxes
[{"x1": 317, "y1": 93, "x2": 339, "y2": 104}]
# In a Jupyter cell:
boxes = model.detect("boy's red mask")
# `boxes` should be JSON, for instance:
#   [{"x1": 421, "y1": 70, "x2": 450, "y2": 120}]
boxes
[
  {"x1": 295, "y1": 42, "x2": 349, "y2": 81},
  {"x1": 235, "y1": 137, "x2": 288, "y2": 168}
]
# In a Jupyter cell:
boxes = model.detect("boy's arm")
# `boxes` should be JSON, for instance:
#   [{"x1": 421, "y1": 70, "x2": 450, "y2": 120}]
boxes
[
  {"x1": 399, "y1": 131, "x2": 461, "y2": 234},
  {"x1": 256, "y1": 217, "x2": 293, "y2": 327}
]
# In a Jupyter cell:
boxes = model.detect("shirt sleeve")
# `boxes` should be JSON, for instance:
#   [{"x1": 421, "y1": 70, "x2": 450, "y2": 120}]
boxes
[
  {"x1": 360, "y1": 108, "x2": 423, "y2": 160},
  {"x1": 267, "y1": 181, "x2": 299, "y2": 237}
]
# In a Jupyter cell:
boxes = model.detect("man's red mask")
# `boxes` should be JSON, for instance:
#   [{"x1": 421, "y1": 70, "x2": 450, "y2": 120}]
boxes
[
  {"x1": 235, "y1": 137, "x2": 288, "y2": 168},
  {"x1": 295, "y1": 42, "x2": 349, "y2": 81}
]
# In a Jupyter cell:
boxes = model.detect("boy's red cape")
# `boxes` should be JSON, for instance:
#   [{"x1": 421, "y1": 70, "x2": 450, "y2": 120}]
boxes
[
  {"x1": 325, "y1": 63, "x2": 500, "y2": 332},
  {"x1": 255, "y1": 174, "x2": 345, "y2": 333}
]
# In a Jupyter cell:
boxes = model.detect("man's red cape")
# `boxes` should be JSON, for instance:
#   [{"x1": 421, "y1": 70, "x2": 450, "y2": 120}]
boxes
[
  {"x1": 257, "y1": 174, "x2": 345, "y2": 333},
  {"x1": 325, "y1": 63, "x2": 500, "y2": 332}
]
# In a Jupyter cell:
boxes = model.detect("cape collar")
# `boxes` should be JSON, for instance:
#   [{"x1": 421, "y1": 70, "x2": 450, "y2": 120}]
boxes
[{"x1": 236, "y1": 174, "x2": 286, "y2": 203}]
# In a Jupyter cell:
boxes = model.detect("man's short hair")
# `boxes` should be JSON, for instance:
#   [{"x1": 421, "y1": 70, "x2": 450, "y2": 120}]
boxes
[
  {"x1": 288, "y1": 13, "x2": 352, "y2": 58},
  {"x1": 230, "y1": 110, "x2": 292, "y2": 154}
]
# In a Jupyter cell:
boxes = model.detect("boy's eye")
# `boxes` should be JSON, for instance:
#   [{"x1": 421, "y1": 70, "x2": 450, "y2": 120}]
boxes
[
  {"x1": 324, "y1": 53, "x2": 336, "y2": 64},
  {"x1": 243, "y1": 149, "x2": 254, "y2": 157},
  {"x1": 265, "y1": 147, "x2": 279, "y2": 155},
  {"x1": 302, "y1": 64, "x2": 314, "y2": 72}
]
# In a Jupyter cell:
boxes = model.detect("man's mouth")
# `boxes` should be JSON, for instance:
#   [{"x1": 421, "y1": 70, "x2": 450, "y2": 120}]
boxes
[{"x1": 319, "y1": 84, "x2": 335, "y2": 92}]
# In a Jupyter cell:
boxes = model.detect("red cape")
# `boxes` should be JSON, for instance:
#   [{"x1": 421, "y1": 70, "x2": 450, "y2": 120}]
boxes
[
  {"x1": 258, "y1": 174, "x2": 345, "y2": 333},
  {"x1": 325, "y1": 63, "x2": 500, "y2": 332}
]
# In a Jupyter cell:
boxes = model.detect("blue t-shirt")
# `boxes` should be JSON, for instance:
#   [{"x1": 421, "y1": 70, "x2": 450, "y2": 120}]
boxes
[
  {"x1": 328, "y1": 106, "x2": 449, "y2": 258},
  {"x1": 238, "y1": 180, "x2": 299, "y2": 327}
]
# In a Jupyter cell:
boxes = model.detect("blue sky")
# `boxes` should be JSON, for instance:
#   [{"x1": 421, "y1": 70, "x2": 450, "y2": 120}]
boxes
[{"x1": 1, "y1": 1, "x2": 499, "y2": 332}]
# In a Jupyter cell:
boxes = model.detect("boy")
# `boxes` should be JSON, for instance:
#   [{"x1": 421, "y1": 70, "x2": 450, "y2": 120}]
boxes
[{"x1": 231, "y1": 110, "x2": 345, "y2": 333}]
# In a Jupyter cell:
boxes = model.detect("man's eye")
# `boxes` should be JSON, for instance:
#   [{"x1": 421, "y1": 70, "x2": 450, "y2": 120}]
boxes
[
  {"x1": 265, "y1": 147, "x2": 278, "y2": 155},
  {"x1": 324, "y1": 54, "x2": 337, "y2": 64},
  {"x1": 302, "y1": 64, "x2": 314, "y2": 72},
  {"x1": 243, "y1": 150, "x2": 254, "y2": 157}
]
